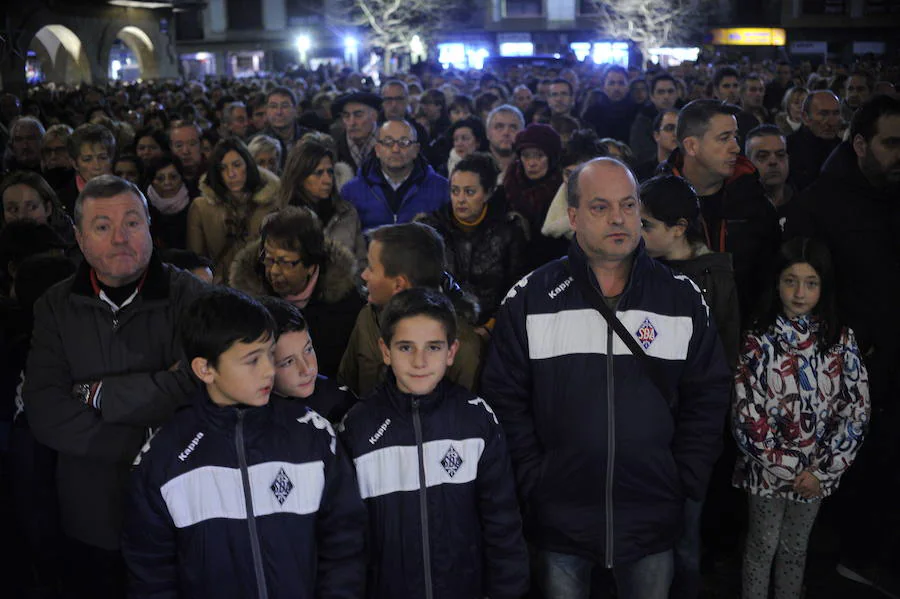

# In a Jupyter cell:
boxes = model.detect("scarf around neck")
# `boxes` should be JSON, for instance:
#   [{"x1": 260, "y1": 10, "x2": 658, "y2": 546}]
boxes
[
  {"x1": 147, "y1": 184, "x2": 191, "y2": 215},
  {"x1": 282, "y1": 265, "x2": 320, "y2": 309}
]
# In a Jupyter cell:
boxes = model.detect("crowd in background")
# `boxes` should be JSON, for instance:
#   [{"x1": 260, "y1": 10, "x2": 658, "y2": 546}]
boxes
[{"x1": 0, "y1": 50, "x2": 899, "y2": 598}]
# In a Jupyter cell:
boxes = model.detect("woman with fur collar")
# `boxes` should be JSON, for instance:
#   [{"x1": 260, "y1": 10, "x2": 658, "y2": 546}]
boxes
[
  {"x1": 187, "y1": 137, "x2": 282, "y2": 283},
  {"x1": 230, "y1": 205, "x2": 364, "y2": 378}
]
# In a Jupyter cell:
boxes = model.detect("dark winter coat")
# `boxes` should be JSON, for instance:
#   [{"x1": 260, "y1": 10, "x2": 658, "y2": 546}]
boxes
[
  {"x1": 22, "y1": 253, "x2": 206, "y2": 549},
  {"x1": 480, "y1": 240, "x2": 732, "y2": 566},
  {"x1": 582, "y1": 96, "x2": 640, "y2": 143},
  {"x1": 501, "y1": 162, "x2": 567, "y2": 271},
  {"x1": 628, "y1": 103, "x2": 659, "y2": 164},
  {"x1": 660, "y1": 246, "x2": 741, "y2": 368},
  {"x1": 340, "y1": 376, "x2": 529, "y2": 599},
  {"x1": 658, "y1": 149, "x2": 780, "y2": 321},
  {"x1": 784, "y1": 141, "x2": 900, "y2": 395},
  {"x1": 229, "y1": 238, "x2": 365, "y2": 379},
  {"x1": 786, "y1": 125, "x2": 841, "y2": 193},
  {"x1": 415, "y1": 201, "x2": 528, "y2": 324},
  {"x1": 122, "y1": 392, "x2": 367, "y2": 599}
]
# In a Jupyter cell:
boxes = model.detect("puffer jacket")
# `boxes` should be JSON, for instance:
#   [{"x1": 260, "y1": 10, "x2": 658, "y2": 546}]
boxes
[
  {"x1": 661, "y1": 245, "x2": 741, "y2": 369},
  {"x1": 339, "y1": 155, "x2": 449, "y2": 232},
  {"x1": 229, "y1": 238, "x2": 365, "y2": 379},
  {"x1": 340, "y1": 376, "x2": 529, "y2": 599},
  {"x1": 122, "y1": 393, "x2": 367, "y2": 599},
  {"x1": 186, "y1": 168, "x2": 282, "y2": 282},
  {"x1": 415, "y1": 200, "x2": 528, "y2": 324},
  {"x1": 732, "y1": 316, "x2": 870, "y2": 502},
  {"x1": 23, "y1": 253, "x2": 206, "y2": 550},
  {"x1": 658, "y1": 149, "x2": 780, "y2": 321},
  {"x1": 481, "y1": 239, "x2": 731, "y2": 566}
]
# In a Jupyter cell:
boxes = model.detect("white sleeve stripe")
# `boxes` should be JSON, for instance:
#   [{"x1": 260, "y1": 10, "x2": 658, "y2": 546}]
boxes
[
  {"x1": 161, "y1": 461, "x2": 325, "y2": 528},
  {"x1": 353, "y1": 438, "x2": 485, "y2": 499}
]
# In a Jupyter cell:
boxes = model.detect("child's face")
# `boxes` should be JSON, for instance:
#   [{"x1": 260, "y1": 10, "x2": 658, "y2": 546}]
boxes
[
  {"x1": 779, "y1": 262, "x2": 821, "y2": 319},
  {"x1": 273, "y1": 330, "x2": 318, "y2": 399},
  {"x1": 194, "y1": 334, "x2": 276, "y2": 407},
  {"x1": 379, "y1": 315, "x2": 459, "y2": 396},
  {"x1": 362, "y1": 241, "x2": 401, "y2": 307}
]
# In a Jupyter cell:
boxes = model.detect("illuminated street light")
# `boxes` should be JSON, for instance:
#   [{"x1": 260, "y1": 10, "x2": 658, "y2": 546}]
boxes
[
  {"x1": 344, "y1": 36, "x2": 359, "y2": 68},
  {"x1": 296, "y1": 35, "x2": 311, "y2": 66}
]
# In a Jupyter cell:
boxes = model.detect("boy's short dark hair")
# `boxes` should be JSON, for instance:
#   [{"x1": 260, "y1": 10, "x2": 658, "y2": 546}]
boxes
[
  {"x1": 257, "y1": 295, "x2": 309, "y2": 337},
  {"x1": 369, "y1": 223, "x2": 445, "y2": 288},
  {"x1": 179, "y1": 288, "x2": 275, "y2": 368},
  {"x1": 379, "y1": 287, "x2": 457, "y2": 345}
]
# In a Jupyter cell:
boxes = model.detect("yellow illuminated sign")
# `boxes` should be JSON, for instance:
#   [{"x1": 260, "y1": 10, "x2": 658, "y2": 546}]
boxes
[{"x1": 711, "y1": 28, "x2": 786, "y2": 46}]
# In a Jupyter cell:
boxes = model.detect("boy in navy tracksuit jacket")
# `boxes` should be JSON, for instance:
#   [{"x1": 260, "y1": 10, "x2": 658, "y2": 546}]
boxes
[
  {"x1": 260, "y1": 296, "x2": 358, "y2": 424},
  {"x1": 340, "y1": 287, "x2": 529, "y2": 599},
  {"x1": 121, "y1": 288, "x2": 367, "y2": 599}
]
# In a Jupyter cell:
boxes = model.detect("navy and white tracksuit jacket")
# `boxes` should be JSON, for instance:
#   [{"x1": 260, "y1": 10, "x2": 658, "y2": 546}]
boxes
[
  {"x1": 481, "y1": 239, "x2": 732, "y2": 566},
  {"x1": 121, "y1": 392, "x2": 367, "y2": 599},
  {"x1": 340, "y1": 377, "x2": 529, "y2": 599}
]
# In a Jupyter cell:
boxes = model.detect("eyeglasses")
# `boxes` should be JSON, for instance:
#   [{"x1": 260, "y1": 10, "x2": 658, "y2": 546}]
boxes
[
  {"x1": 261, "y1": 255, "x2": 303, "y2": 269},
  {"x1": 659, "y1": 124, "x2": 677, "y2": 133},
  {"x1": 548, "y1": 91, "x2": 571, "y2": 98},
  {"x1": 378, "y1": 138, "x2": 417, "y2": 149}
]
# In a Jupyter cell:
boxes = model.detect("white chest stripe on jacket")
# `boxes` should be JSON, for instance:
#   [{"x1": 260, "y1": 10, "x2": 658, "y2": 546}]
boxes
[
  {"x1": 526, "y1": 309, "x2": 693, "y2": 361},
  {"x1": 161, "y1": 461, "x2": 325, "y2": 528},
  {"x1": 354, "y1": 438, "x2": 485, "y2": 500}
]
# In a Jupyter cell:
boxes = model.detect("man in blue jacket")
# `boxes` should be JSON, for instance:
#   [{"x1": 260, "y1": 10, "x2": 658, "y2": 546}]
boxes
[
  {"x1": 340, "y1": 119, "x2": 448, "y2": 232},
  {"x1": 481, "y1": 157, "x2": 732, "y2": 599}
]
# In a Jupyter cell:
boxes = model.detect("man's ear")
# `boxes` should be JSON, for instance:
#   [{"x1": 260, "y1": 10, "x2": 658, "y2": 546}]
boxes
[
  {"x1": 191, "y1": 357, "x2": 216, "y2": 384},
  {"x1": 378, "y1": 338, "x2": 391, "y2": 366},
  {"x1": 682, "y1": 137, "x2": 699, "y2": 157},
  {"x1": 567, "y1": 206, "x2": 578, "y2": 232},
  {"x1": 446, "y1": 339, "x2": 460, "y2": 367},
  {"x1": 852, "y1": 133, "x2": 867, "y2": 160},
  {"x1": 393, "y1": 274, "x2": 412, "y2": 294}
]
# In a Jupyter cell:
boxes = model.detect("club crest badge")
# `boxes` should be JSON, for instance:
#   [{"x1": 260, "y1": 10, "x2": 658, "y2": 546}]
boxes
[
  {"x1": 635, "y1": 318, "x2": 658, "y2": 350},
  {"x1": 440, "y1": 445, "x2": 464, "y2": 477}
]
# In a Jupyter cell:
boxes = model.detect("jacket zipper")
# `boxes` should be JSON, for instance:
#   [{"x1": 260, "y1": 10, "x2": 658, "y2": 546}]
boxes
[
  {"x1": 236, "y1": 410, "x2": 269, "y2": 599},
  {"x1": 605, "y1": 323, "x2": 616, "y2": 568},
  {"x1": 412, "y1": 399, "x2": 434, "y2": 599}
]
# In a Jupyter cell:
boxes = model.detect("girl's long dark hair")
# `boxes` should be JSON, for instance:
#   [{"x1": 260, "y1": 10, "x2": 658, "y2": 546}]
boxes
[{"x1": 750, "y1": 237, "x2": 842, "y2": 350}]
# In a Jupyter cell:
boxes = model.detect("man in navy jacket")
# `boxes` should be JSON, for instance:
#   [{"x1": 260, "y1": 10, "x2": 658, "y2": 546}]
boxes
[
  {"x1": 481, "y1": 158, "x2": 731, "y2": 599},
  {"x1": 340, "y1": 120, "x2": 448, "y2": 232}
]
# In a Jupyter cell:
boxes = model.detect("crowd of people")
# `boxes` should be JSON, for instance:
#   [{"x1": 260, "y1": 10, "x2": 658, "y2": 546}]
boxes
[{"x1": 0, "y1": 52, "x2": 898, "y2": 599}]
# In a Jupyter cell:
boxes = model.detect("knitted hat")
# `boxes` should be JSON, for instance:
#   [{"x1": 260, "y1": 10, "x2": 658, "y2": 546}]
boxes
[{"x1": 514, "y1": 123, "x2": 562, "y2": 164}]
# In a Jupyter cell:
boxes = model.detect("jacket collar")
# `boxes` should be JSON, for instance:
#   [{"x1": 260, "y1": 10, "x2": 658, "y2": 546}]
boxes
[
  {"x1": 383, "y1": 372, "x2": 447, "y2": 416},
  {"x1": 663, "y1": 147, "x2": 757, "y2": 187},
  {"x1": 70, "y1": 250, "x2": 171, "y2": 301},
  {"x1": 566, "y1": 236, "x2": 651, "y2": 303},
  {"x1": 195, "y1": 387, "x2": 275, "y2": 434}
]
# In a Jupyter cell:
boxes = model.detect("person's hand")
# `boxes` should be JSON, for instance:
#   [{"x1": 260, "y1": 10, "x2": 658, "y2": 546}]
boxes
[{"x1": 793, "y1": 471, "x2": 822, "y2": 499}]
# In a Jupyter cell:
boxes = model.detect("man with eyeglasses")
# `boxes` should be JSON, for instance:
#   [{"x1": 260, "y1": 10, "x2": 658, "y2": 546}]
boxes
[
  {"x1": 630, "y1": 74, "x2": 681, "y2": 164},
  {"x1": 334, "y1": 91, "x2": 382, "y2": 173},
  {"x1": 634, "y1": 109, "x2": 679, "y2": 181},
  {"x1": 3, "y1": 116, "x2": 45, "y2": 174},
  {"x1": 260, "y1": 87, "x2": 309, "y2": 167},
  {"x1": 379, "y1": 80, "x2": 430, "y2": 152},
  {"x1": 341, "y1": 119, "x2": 449, "y2": 230}
]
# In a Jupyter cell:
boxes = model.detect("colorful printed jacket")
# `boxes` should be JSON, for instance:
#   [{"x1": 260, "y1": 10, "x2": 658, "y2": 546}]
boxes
[{"x1": 732, "y1": 315, "x2": 870, "y2": 502}]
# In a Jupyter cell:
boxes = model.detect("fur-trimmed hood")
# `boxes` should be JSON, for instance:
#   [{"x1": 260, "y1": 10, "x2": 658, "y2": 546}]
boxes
[{"x1": 228, "y1": 236, "x2": 358, "y2": 305}]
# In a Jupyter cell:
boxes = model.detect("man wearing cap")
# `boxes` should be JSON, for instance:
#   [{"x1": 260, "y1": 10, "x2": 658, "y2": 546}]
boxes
[
  {"x1": 340, "y1": 119, "x2": 448, "y2": 230},
  {"x1": 334, "y1": 92, "x2": 382, "y2": 172},
  {"x1": 23, "y1": 175, "x2": 206, "y2": 598}
]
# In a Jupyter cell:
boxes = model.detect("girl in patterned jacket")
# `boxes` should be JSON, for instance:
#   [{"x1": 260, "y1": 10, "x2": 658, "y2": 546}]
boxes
[{"x1": 732, "y1": 237, "x2": 870, "y2": 599}]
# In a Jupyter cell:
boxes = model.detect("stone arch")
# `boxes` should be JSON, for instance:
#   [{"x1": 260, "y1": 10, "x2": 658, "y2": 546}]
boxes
[
  {"x1": 113, "y1": 25, "x2": 159, "y2": 80},
  {"x1": 29, "y1": 24, "x2": 92, "y2": 84}
]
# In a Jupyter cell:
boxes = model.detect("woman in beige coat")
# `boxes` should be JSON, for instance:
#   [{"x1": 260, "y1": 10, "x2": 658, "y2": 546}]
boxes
[{"x1": 187, "y1": 137, "x2": 282, "y2": 282}]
